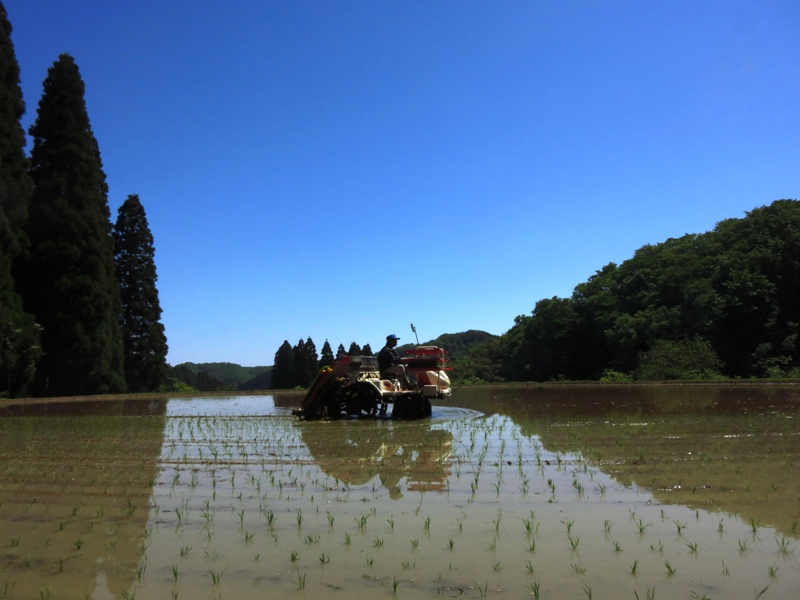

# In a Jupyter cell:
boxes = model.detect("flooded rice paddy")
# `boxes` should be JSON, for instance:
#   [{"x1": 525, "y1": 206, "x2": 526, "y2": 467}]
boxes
[{"x1": 1, "y1": 385, "x2": 799, "y2": 599}]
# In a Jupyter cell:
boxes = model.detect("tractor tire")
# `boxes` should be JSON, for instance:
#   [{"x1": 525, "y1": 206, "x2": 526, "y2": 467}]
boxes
[{"x1": 336, "y1": 381, "x2": 383, "y2": 418}]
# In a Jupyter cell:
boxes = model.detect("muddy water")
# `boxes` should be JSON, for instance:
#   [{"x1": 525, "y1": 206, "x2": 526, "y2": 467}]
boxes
[{"x1": 1, "y1": 386, "x2": 799, "y2": 599}]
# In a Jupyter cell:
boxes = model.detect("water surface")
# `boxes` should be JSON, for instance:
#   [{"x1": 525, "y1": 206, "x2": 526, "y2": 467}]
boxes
[{"x1": 1, "y1": 385, "x2": 798, "y2": 599}]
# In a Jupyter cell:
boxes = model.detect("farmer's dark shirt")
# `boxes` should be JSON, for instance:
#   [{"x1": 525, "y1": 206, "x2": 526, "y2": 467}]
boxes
[{"x1": 378, "y1": 345, "x2": 400, "y2": 373}]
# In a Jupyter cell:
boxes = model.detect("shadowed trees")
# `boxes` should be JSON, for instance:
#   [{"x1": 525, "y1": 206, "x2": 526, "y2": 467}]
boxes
[
  {"x1": 0, "y1": 2, "x2": 41, "y2": 397},
  {"x1": 461, "y1": 199, "x2": 800, "y2": 382},
  {"x1": 114, "y1": 194, "x2": 169, "y2": 392},
  {"x1": 14, "y1": 54, "x2": 125, "y2": 396}
]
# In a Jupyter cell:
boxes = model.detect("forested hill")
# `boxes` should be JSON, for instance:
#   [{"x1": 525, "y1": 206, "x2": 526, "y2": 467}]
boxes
[
  {"x1": 457, "y1": 199, "x2": 800, "y2": 383},
  {"x1": 399, "y1": 330, "x2": 496, "y2": 359},
  {"x1": 171, "y1": 362, "x2": 271, "y2": 391}
]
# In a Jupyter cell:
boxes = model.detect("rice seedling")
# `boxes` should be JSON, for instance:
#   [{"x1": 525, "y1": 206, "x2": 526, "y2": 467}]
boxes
[
  {"x1": 776, "y1": 536, "x2": 793, "y2": 556},
  {"x1": 295, "y1": 571, "x2": 306, "y2": 590},
  {"x1": 319, "y1": 552, "x2": 330, "y2": 564},
  {"x1": 571, "y1": 563, "x2": 586, "y2": 575},
  {"x1": 664, "y1": 561, "x2": 676, "y2": 576},
  {"x1": 754, "y1": 585, "x2": 770, "y2": 600},
  {"x1": 529, "y1": 581, "x2": 541, "y2": 599},
  {"x1": 472, "y1": 581, "x2": 488, "y2": 599},
  {"x1": 768, "y1": 565, "x2": 778, "y2": 580}
]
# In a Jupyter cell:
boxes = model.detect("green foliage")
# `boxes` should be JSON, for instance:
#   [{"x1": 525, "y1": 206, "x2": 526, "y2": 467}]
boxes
[
  {"x1": 271, "y1": 340, "x2": 295, "y2": 389},
  {"x1": 636, "y1": 337, "x2": 724, "y2": 381},
  {"x1": 463, "y1": 199, "x2": 800, "y2": 382},
  {"x1": 114, "y1": 194, "x2": 169, "y2": 392},
  {"x1": 347, "y1": 341, "x2": 362, "y2": 356},
  {"x1": 319, "y1": 340, "x2": 335, "y2": 367},
  {"x1": 0, "y1": 4, "x2": 41, "y2": 397},
  {"x1": 292, "y1": 337, "x2": 319, "y2": 388},
  {"x1": 16, "y1": 54, "x2": 125, "y2": 396},
  {"x1": 599, "y1": 369, "x2": 633, "y2": 383}
]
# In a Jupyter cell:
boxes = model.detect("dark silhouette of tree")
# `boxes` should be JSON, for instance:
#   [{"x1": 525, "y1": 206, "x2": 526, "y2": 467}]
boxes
[
  {"x1": 362, "y1": 343, "x2": 373, "y2": 356},
  {"x1": 302, "y1": 337, "x2": 319, "y2": 383},
  {"x1": 271, "y1": 340, "x2": 294, "y2": 389},
  {"x1": 113, "y1": 194, "x2": 169, "y2": 392},
  {"x1": 15, "y1": 54, "x2": 125, "y2": 396},
  {"x1": 335, "y1": 344, "x2": 347, "y2": 360},
  {"x1": 319, "y1": 339, "x2": 335, "y2": 367},
  {"x1": 347, "y1": 342, "x2": 362, "y2": 356},
  {"x1": 0, "y1": 2, "x2": 41, "y2": 397}
]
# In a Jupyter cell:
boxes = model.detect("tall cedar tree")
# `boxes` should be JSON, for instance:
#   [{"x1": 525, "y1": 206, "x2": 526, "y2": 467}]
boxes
[
  {"x1": 271, "y1": 340, "x2": 294, "y2": 389},
  {"x1": 113, "y1": 194, "x2": 169, "y2": 391},
  {"x1": 347, "y1": 342, "x2": 362, "y2": 356},
  {"x1": 16, "y1": 54, "x2": 125, "y2": 396},
  {"x1": 296, "y1": 337, "x2": 319, "y2": 386},
  {"x1": 335, "y1": 343, "x2": 346, "y2": 360},
  {"x1": 0, "y1": 2, "x2": 41, "y2": 397},
  {"x1": 319, "y1": 339, "x2": 335, "y2": 367}
]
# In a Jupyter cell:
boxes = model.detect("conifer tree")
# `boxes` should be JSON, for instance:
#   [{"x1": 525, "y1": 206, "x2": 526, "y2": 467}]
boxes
[
  {"x1": 271, "y1": 340, "x2": 294, "y2": 389},
  {"x1": 302, "y1": 336, "x2": 319, "y2": 384},
  {"x1": 291, "y1": 338, "x2": 307, "y2": 387},
  {"x1": 0, "y1": 2, "x2": 41, "y2": 397},
  {"x1": 113, "y1": 194, "x2": 168, "y2": 392},
  {"x1": 347, "y1": 341, "x2": 362, "y2": 356},
  {"x1": 319, "y1": 339, "x2": 335, "y2": 367},
  {"x1": 362, "y1": 343, "x2": 373, "y2": 356},
  {"x1": 15, "y1": 54, "x2": 124, "y2": 396},
  {"x1": 335, "y1": 343, "x2": 347, "y2": 360}
]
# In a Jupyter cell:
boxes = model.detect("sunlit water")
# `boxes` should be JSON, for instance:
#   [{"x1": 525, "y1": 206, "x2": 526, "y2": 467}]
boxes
[{"x1": 1, "y1": 385, "x2": 799, "y2": 599}]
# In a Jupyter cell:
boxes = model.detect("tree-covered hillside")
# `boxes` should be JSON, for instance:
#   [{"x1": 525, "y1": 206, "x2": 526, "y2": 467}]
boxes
[
  {"x1": 171, "y1": 362, "x2": 271, "y2": 391},
  {"x1": 460, "y1": 199, "x2": 800, "y2": 382}
]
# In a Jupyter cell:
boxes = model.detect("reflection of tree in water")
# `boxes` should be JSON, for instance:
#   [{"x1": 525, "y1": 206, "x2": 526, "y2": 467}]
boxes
[
  {"x1": 0, "y1": 400, "x2": 166, "y2": 599},
  {"x1": 297, "y1": 420, "x2": 452, "y2": 499}
]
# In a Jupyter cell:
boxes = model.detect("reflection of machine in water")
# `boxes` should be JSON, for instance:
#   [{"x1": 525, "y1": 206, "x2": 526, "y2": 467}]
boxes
[{"x1": 296, "y1": 419, "x2": 452, "y2": 499}]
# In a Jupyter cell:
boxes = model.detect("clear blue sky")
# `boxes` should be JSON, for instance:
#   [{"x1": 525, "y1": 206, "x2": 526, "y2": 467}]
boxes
[{"x1": 6, "y1": 1, "x2": 800, "y2": 366}]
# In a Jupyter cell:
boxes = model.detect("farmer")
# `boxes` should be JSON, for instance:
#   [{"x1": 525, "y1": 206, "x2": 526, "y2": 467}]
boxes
[{"x1": 378, "y1": 334, "x2": 413, "y2": 389}]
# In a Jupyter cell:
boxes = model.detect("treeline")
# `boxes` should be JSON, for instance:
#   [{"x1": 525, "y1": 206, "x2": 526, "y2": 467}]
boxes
[
  {"x1": 170, "y1": 363, "x2": 271, "y2": 392},
  {"x1": 0, "y1": 5, "x2": 168, "y2": 398},
  {"x1": 458, "y1": 200, "x2": 800, "y2": 383},
  {"x1": 271, "y1": 339, "x2": 374, "y2": 389}
]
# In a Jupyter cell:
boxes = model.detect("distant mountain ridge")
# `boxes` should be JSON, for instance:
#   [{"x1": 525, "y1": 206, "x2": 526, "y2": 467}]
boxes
[{"x1": 172, "y1": 362, "x2": 271, "y2": 390}]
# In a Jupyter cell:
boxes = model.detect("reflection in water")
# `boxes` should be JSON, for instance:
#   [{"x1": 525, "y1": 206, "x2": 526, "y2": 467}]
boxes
[
  {"x1": 1, "y1": 387, "x2": 799, "y2": 599},
  {"x1": 297, "y1": 420, "x2": 454, "y2": 498},
  {"x1": 442, "y1": 384, "x2": 800, "y2": 537},
  {"x1": 0, "y1": 403, "x2": 165, "y2": 600}
]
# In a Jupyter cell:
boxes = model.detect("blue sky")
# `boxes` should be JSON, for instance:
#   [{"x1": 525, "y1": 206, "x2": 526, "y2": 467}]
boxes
[{"x1": 6, "y1": 1, "x2": 800, "y2": 366}]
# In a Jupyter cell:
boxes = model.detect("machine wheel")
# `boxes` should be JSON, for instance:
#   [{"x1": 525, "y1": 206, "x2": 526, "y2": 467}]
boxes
[
  {"x1": 391, "y1": 393, "x2": 432, "y2": 419},
  {"x1": 336, "y1": 381, "x2": 383, "y2": 418}
]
